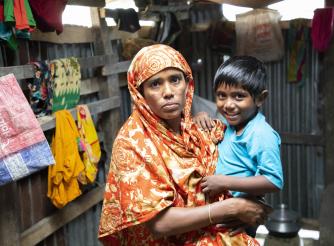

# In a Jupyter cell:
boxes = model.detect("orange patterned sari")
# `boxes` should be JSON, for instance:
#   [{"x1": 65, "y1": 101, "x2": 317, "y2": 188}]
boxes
[{"x1": 98, "y1": 44, "x2": 259, "y2": 246}]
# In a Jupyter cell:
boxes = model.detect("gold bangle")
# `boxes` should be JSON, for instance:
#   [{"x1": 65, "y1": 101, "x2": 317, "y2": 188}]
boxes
[{"x1": 208, "y1": 204, "x2": 214, "y2": 224}]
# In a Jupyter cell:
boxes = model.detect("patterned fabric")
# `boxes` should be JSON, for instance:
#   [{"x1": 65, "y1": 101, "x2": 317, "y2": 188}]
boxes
[
  {"x1": 99, "y1": 44, "x2": 258, "y2": 245},
  {"x1": 0, "y1": 73, "x2": 46, "y2": 159},
  {"x1": 76, "y1": 104, "x2": 101, "y2": 184},
  {"x1": 27, "y1": 61, "x2": 52, "y2": 117},
  {"x1": 0, "y1": 73, "x2": 54, "y2": 185},
  {"x1": 47, "y1": 110, "x2": 84, "y2": 208},
  {"x1": 50, "y1": 57, "x2": 81, "y2": 113},
  {"x1": 288, "y1": 19, "x2": 309, "y2": 84},
  {"x1": 0, "y1": 140, "x2": 54, "y2": 185}
]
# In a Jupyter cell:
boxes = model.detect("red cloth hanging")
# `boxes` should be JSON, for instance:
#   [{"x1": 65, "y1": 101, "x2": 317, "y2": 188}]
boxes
[
  {"x1": 311, "y1": 8, "x2": 334, "y2": 52},
  {"x1": 29, "y1": 0, "x2": 68, "y2": 34}
]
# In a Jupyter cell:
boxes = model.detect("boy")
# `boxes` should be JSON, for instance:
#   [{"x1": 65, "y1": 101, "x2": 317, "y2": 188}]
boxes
[{"x1": 194, "y1": 56, "x2": 283, "y2": 236}]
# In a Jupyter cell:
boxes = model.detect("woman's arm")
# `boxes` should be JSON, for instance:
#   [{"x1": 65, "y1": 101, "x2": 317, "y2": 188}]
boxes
[
  {"x1": 146, "y1": 197, "x2": 269, "y2": 238},
  {"x1": 201, "y1": 175, "x2": 280, "y2": 197}
]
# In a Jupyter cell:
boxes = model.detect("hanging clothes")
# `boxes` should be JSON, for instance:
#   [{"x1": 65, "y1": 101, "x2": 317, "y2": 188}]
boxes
[
  {"x1": 311, "y1": 8, "x2": 334, "y2": 53},
  {"x1": 50, "y1": 57, "x2": 81, "y2": 113},
  {"x1": 1, "y1": 0, "x2": 35, "y2": 49},
  {"x1": 76, "y1": 105, "x2": 101, "y2": 184},
  {"x1": 0, "y1": 21, "x2": 17, "y2": 50},
  {"x1": 0, "y1": 73, "x2": 54, "y2": 185},
  {"x1": 114, "y1": 8, "x2": 141, "y2": 33},
  {"x1": 48, "y1": 110, "x2": 84, "y2": 208},
  {"x1": 4, "y1": 0, "x2": 36, "y2": 31},
  {"x1": 27, "y1": 61, "x2": 53, "y2": 117},
  {"x1": 156, "y1": 12, "x2": 181, "y2": 44},
  {"x1": 288, "y1": 19, "x2": 309, "y2": 84},
  {"x1": 28, "y1": 0, "x2": 67, "y2": 34}
]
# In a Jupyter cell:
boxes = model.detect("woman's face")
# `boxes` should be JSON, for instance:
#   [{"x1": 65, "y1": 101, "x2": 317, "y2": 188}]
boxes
[{"x1": 142, "y1": 68, "x2": 188, "y2": 127}]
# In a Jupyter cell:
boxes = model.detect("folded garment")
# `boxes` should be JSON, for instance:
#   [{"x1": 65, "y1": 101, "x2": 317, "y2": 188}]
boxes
[
  {"x1": 0, "y1": 140, "x2": 54, "y2": 185},
  {"x1": 0, "y1": 73, "x2": 46, "y2": 159}
]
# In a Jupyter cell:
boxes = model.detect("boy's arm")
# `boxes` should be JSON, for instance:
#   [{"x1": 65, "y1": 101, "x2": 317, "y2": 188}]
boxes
[
  {"x1": 220, "y1": 175, "x2": 280, "y2": 195},
  {"x1": 201, "y1": 175, "x2": 280, "y2": 197}
]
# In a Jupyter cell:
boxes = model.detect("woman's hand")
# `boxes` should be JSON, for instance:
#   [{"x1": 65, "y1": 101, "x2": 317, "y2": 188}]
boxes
[
  {"x1": 193, "y1": 111, "x2": 214, "y2": 131},
  {"x1": 232, "y1": 198, "x2": 272, "y2": 226},
  {"x1": 212, "y1": 198, "x2": 272, "y2": 228}
]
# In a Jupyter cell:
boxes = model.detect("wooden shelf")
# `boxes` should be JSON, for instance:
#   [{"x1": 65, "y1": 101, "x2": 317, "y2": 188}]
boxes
[
  {"x1": 0, "y1": 55, "x2": 112, "y2": 80},
  {"x1": 38, "y1": 96, "x2": 121, "y2": 131},
  {"x1": 206, "y1": 0, "x2": 282, "y2": 8},
  {"x1": 102, "y1": 60, "x2": 131, "y2": 76}
]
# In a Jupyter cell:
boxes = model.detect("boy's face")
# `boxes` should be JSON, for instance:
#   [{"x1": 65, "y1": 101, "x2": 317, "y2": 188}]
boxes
[{"x1": 215, "y1": 83, "x2": 267, "y2": 134}]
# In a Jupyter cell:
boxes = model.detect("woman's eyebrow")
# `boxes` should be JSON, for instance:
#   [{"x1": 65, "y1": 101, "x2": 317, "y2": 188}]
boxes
[
  {"x1": 146, "y1": 77, "x2": 161, "y2": 84},
  {"x1": 169, "y1": 73, "x2": 183, "y2": 78}
]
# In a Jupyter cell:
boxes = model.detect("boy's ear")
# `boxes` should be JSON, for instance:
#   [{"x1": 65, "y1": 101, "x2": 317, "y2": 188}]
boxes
[{"x1": 255, "y1": 90, "x2": 268, "y2": 107}]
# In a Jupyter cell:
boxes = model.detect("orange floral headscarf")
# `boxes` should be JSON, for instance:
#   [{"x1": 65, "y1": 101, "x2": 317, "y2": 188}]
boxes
[
  {"x1": 99, "y1": 44, "x2": 258, "y2": 246},
  {"x1": 127, "y1": 44, "x2": 194, "y2": 141}
]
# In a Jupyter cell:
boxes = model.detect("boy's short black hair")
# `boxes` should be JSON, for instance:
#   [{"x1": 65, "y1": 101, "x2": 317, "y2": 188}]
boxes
[{"x1": 213, "y1": 56, "x2": 267, "y2": 98}]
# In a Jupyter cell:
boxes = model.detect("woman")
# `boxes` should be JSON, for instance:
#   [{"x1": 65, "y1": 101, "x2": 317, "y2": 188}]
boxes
[{"x1": 99, "y1": 44, "x2": 269, "y2": 245}]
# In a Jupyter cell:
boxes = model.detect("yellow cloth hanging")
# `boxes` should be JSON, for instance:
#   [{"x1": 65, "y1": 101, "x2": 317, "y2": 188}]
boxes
[
  {"x1": 76, "y1": 105, "x2": 101, "y2": 184},
  {"x1": 47, "y1": 110, "x2": 85, "y2": 208}
]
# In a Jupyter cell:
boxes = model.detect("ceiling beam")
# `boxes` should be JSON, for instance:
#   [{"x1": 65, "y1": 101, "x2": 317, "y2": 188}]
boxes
[{"x1": 205, "y1": 0, "x2": 282, "y2": 8}]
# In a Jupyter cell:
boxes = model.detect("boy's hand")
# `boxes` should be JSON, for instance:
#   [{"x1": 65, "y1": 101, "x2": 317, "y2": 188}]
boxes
[
  {"x1": 201, "y1": 175, "x2": 226, "y2": 197},
  {"x1": 193, "y1": 111, "x2": 214, "y2": 131}
]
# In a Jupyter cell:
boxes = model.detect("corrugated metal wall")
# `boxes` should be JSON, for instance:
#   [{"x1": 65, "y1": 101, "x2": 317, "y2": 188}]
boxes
[
  {"x1": 263, "y1": 32, "x2": 324, "y2": 218},
  {"x1": 0, "y1": 40, "x2": 105, "y2": 246},
  {"x1": 186, "y1": 6, "x2": 324, "y2": 219}
]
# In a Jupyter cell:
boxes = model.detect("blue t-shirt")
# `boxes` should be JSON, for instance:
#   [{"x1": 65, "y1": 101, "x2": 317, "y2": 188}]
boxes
[{"x1": 216, "y1": 112, "x2": 283, "y2": 197}]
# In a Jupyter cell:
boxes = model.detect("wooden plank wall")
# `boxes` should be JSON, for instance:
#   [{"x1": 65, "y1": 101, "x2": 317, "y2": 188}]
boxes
[{"x1": 0, "y1": 9, "x2": 131, "y2": 246}]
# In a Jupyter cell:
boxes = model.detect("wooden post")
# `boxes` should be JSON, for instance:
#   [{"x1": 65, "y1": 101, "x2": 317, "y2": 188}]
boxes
[
  {"x1": 322, "y1": 0, "x2": 334, "y2": 186},
  {"x1": 90, "y1": 7, "x2": 122, "y2": 173}
]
